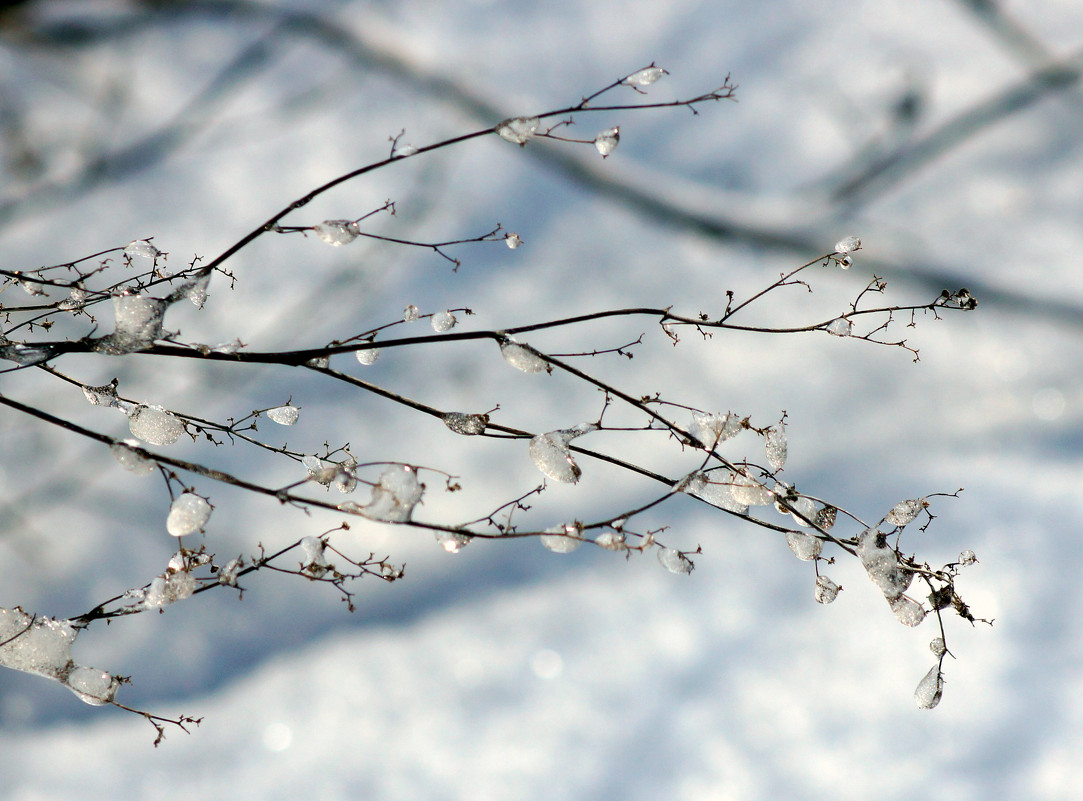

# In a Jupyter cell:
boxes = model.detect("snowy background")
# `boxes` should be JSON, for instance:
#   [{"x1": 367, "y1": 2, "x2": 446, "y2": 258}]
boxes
[{"x1": 1, "y1": 0, "x2": 1081, "y2": 798}]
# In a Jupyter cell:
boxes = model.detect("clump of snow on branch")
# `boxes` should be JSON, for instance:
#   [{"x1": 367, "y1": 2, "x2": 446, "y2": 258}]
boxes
[
  {"x1": 529, "y1": 423, "x2": 597, "y2": 484},
  {"x1": 0, "y1": 608, "x2": 119, "y2": 706},
  {"x1": 495, "y1": 116, "x2": 541, "y2": 146},
  {"x1": 166, "y1": 492, "x2": 212, "y2": 537},
  {"x1": 313, "y1": 220, "x2": 359, "y2": 246},
  {"x1": 540, "y1": 523, "x2": 584, "y2": 554},
  {"x1": 267, "y1": 404, "x2": 300, "y2": 426},
  {"x1": 128, "y1": 404, "x2": 184, "y2": 446},
  {"x1": 500, "y1": 337, "x2": 548, "y2": 373}
]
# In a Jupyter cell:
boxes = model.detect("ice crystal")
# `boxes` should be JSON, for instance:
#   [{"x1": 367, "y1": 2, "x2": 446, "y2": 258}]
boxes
[
  {"x1": 128, "y1": 404, "x2": 184, "y2": 446},
  {"x1": 826, "y1": 318, "x2": 852, "y2": 337},
  {"x1": 677, "y1": 471, "x2": 749, "y2": 515},
  {"x1": 625, "y1": 66, "x2": 667, "y2": 86},
  {"x1": 505, "y1": 232, "x2": 523, "y2": 249},
  {"x1": 143, "y1": 569, "x2": 197, "y2": 609},
  {"x1": 302, "y1": 455, "x2": 336, "y2": 486},
  {"x1": 529, "y1": 425, "x2": 596, "y2": 484},
  {"x1": 658, "y1": 547, "x2": 694, "y2": 574},
  {"x1": 403, "y1": 305, "x2": 420, "y2": 322},
  {"x1": 786, "y1": 531, "x2": 823, "y2": 561},
  {"x1": 689, "y1": 411, "x2": 741, "y2": 448},
  {"x1": 443, "y1": 412, "x2": 489, "y2": 436},
  {"x1": 889, "y1": 595, "x2": 926, "y2": 627},
  {"x1": 313, "y1": 220, "x2": 359, "y2": 246},
  {"x1": 431, "y1": 311, "x2": 457, "y2": 332},
  {"x1": 356, "y1": 346, "x2": 380, "y2": 365},
  {"x1": 886, "y1": 498, "x2": 926, "y2": 526},
  {"x1": 166, "y1": 492, "x2": 211, "y2": 537},
  {"x1": 82, "y1": 378, "x2": 120, "y2": 407},
  {"x1": 110, "y1": 440, "x2": 156, "y2": 475},
  {"x1": 124, "y1": 239, "x2": 161, "y2": 259},
  {"x1": 267, "y1": 404, "x2": 300, "y2": 426},
  {"x1": 435, "y1": 530, "x2": 472, "y2": 554},
  {"x1": 915, "y1": 665, "x2": 944, "y2": 709},
  {"x1": 495, "y1": 116, "x2": 541, "y2": 146},
  {"x1": 765, "y1": 423, "x2": 787, "y2": 471},
  {"x1": 362, "y1": 465, "x2": 424, "y2": 522},
  {"x1": 730, "y1": 469, "x2": 773, "y2": 506},
  {"x1": 500, "y1": 339, "x2": 548, "y2": 373},
  {"x1": 834, "y1": 236, "x2": 861, "y2": 254},
  {"x1": 594, "y1": 126, "x2": 620, "y2": 157},
  {"x1": 540, "y1": 524, "x2": 584, "y2": 554},
  {"x1": 58, "y1": 286, "x2": 87, "y2": 311},
  {"x1": 0, "y1": 342, "x2": 56, "y2": 366},
  {"x1": 101, "y1": 292, "x2": 166, "y2": 354},
  {"x1": 814, "y1": 575, "x2": 840, "y2": 604},
  {"x1": 788, "y1": 495, "x2": 818, "y2": 528}
]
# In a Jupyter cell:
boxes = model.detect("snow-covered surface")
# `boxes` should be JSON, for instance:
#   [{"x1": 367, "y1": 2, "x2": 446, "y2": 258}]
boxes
[{"x1": 1, "y1": 0, "x2": 1081, "y2": 798}]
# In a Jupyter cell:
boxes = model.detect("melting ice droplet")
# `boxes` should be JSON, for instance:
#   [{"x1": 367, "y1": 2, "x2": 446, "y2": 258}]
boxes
[
  {"x1": 166, "y1": 492, "x2": 211, "y2": 537},
  {"x1": 313, "y1": 220, "x2": 359, "y2": 246},
  {"x1": 594, "y1": 127, "x2": 620, "y2": 157},
  {"x1": 657, "y1": 548, "x2": 694, "y2": 574},
  {"x1": 765, "y1": 423, "x2": 787, "y2": 471}
]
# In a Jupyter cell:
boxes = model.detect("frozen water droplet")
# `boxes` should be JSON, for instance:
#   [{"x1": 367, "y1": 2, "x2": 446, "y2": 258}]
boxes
[
  {"x1": 0, "y1": 342, "x2": 56, "y2": 366},
  {"x1": 814, "y1": 575, "x2": 840, "y2": 604},
  {"x1": 788, "y1": 495, "x2": 817, "y2": 528},
  {"x1": 166, "y1": 492, "x2": 211, "y2": 537},
  {"x1": 395, "y1": 144, "x2": 418, "y2": 157},
  {"x1": 333, "y1": 458, "x2": 357, "y2": 494},
  {"x1": 18, "y1": 277, "x2": 47, "y2": 297},
  {"x1": 915, "y1": 665, "x2": 944, "y2": 709},
  {"x1": 183, "y1": 273, "x2": 210, "y2": 309},
  {"x1": 541, "y1": 524, "x2": 583, "y2": 553},
  {"x1": 930, "y1": 637, "x2": 946, "y2": 657},
  {"x1": 302, "y1": 455, "x2": 336, "y2": 486},
  {"x1": 299, "y1": 536, "x2": 329, "y2": 577},
  {"x1": 505, "y1": 232, "x2": 523, "y2": 249},
  {"x1": 690, "y1": 411, "x2": 741, "y2": 448},
  {"x1": 110, "y1": 440, "x2": 156, "y2": 475},
  {"x1": 765, "y1": 423, "x2": 787, "y2": 471},
  {"x1": 495, "y1": 116, "x2": 540, "y2": 146},
  {"x1": 658, "y1": 547, "x2": 693, "y2": 574},
  {"x1": 500, "y1": 338, "x2": 548, "y2": 373},
  {"x1": 890, "y1": 595, "x2": 926, "y2": 627},
  {"x1": 361, "y1": 465, "x2": 424, "y2": 522},
  {"x1": 959, "y1": 549, "x2": 977, "y2": 566},
  {"x1": 65, "y1": 666, "x2": 119, "y2": 706},
  {"x1": 826, "y1": 318, "x2": 852, "y2": 337},
  {"x1": 679, "y1": 471, "x2": 749, "y2": 515},
  {"x1": 838, "y1": 255, "x2": 854, "y2": 269},
  {"x1": 97, "y1": 292, "x2": 166, "y2": 354},
  {"x1": 786, "y1": 531, "x2": 823, "y2": 561},
  {"x1": 0, "y1": 609, "x2": 77, "y2": 681},
  {"x1": 886, "y1": 498, "x2": 927, "y2": 527},
  {"x1": 730, "y1": 469, "x2": 773, "y2": 506},
  {"x1": 218, "y1": 557, "x2": 243, "y2": 587},
  {"x1": 625, "y1": 66, "x2": 667, "y2": 86},
  {"x1": 83, "y1": 378, "x2": 120, "y2": 407},
  {"x1": 267, "y1": 404, "x2": 300, "y2": 426},
  {"x1": 313, "y1": 220, "x2": 359, "y2": 246},
  {"x1": 356, "y1": 345, "x2": 380, "y2": 365},
  {"x1": 124, "y1": 239, "x2": 161, "y2": 259},
  {"x1": 143, "y1": 569, "x2": 196, "y2": 608},
  {"x1": 815, "y1": 505, "x2": 837, "y2": 530},
  {"x1": 58, "y1": 286, "x2": 87, "y2": 311},
  {"x1": 529, "y1": 431, "x2": 582, "y2": 483},
  {"x1": 443, "y1": 412, "x2": 489, "y2": 436},
  {"x1": 403, "y1": 305, "x2": 420, "y2": 322},
  {"x1": 128, "y1": 404, "x2": 184, "y2": 446},
  {"x1": 594, "y1": 531, "x2": 626, "y2": 551},
  {"x1": 834, "y1": 236, "x2": 861, "y2": 254},
  {"x1": 857, "y1": 528, "x2": 912, "y2": 600},
  {"x1": 435, "y1": 530, "x2": 472, "y2": 553},
  {"x1": 594, "y1": 126, "x2": 620, "y2": 157},
  {"x1": 431, "y1": 311, "x2": 457, "y2": 332},
  {"x1": 305, "y1": 355, "x2": 329, "y2": 368}
]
